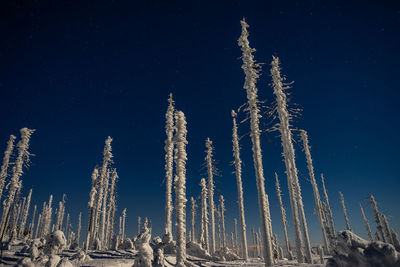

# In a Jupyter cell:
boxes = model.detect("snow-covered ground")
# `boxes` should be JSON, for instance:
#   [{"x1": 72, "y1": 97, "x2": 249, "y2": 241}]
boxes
[{"x1": 1, "y1": 241, "x2": 326, "y2": 267}]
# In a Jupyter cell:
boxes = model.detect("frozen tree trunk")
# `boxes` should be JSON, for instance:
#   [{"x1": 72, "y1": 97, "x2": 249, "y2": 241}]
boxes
[
  {"x1": 200, "y1": 178, "x2": 209, "y2": 252},
  {"x1": 234, "y1": 218, "x2": 239, "y2": 255},
  {"x1": 174, "y1": 110, "x2": 188, "y2": 267},
  {"x1": 219, "y1": 195, "x2": 226, "y2": 248},
  {"x1": 270, "y1": 56, "x2": 306, "y2": 263},
  {"x1": 77, "y1": 212, "x2": 82, "y2": 247},
  {"x1": 369, "y1": 195, "x2": 386, "y2": 242},
  {"x1": 29, "y1": 204, "x2": 37, "y2": 239},
  {"x1": 318, "y1": 244, "x2": 324, "y2": 264},
  {"x1": 190, "y1": 197, "x2": 196, "y2": 243},
  {"x1": 94, "y1": 137, "x2": 113, "y2": 246},
  {"x1": 391, "y1": 229, "x2": 400, "y2": 249},
  {"x1": 0, "y1": 135, "x2": 16, "y2": 202},
  {"x1": 122, "y1": 208, "x2": 127, "y2": 240},
  {"x1": 300, "y1": 130, "x2": 329, "y2": 254},
  {"x1": 231, "y1": 110, "x2": 248, "y2": 259},
  {"x1": 238, "y1": 19, "x2": 273, "y2": 266},
  {"x1": 231, "y1": 232, "x2": 234, "y2": 250},
  {"x1": 35, "y1": 214, "x2": 41, "y2": 239},
  {"x1": 339, "y1": 192, "x2": 351, "y2": 231},
  {"x1": 275, "y1": 173, "x2": 293, "y2": 260},
  {"x1": 0, "y1": 128, "x2": 34, "y2": 242},
  {"x1": 100, "y1": 169, "x2": 110, "y2": 245},
  {"x1": 65, "y1": 213, "x2": 70, "y2": 239},
  {"x1": 217, "y1": 205, "x2": 222, "y2": 249},
  {"x1": 360, "y1": 203, "x2": 373, "y2": 241},
  {"x1": 380, "y1": 213, "x2": 394, "y2": 245},
  {"x1": 164, "y1": 93, "x2": 175, "y2": 236},
  {"x1": 138, "y1": 216, "x2": 141, "y2": 235},
  {"x1": 251, "y1": 227, "x2": 256, "y2": 257},
  {"x1": 85, "y1": 167, "x2": 99, "y2": 252},
  {"x1": 56, "y1": 201, "x2": 63, "y2": 230},
  {"x1": 105, "y1": 169, "x2": 117, "y2": 248},
  {"x1": 42, "y1": 195, "x2": 53, "y2": 236},
  {"x1": 19, "y1": 188, "x2": 32, "y2": 238},
  {"x1": 321, "y1": 174, "x2": 336, "y2": 239},
  {"x1": 205, "y1": 138, "x2": 216, "y2": 254}
]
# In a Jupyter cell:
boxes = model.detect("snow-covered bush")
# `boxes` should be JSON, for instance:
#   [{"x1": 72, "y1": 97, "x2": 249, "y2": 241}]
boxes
[
  {"x1": 133, "y1": 226, "x2": 153, "y2": 267},
  {"x1": 45, "y1": 254, "x2": 61, "y2": 267},
  {"x1": 44, "y1": 230, "x2": 66, "y2": 255},
  {"x1": 120, "y1": 238, "x2": 134, "y2": 250}
]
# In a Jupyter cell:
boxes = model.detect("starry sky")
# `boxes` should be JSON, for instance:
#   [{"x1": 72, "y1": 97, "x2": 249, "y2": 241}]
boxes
[{"x1": 1, "y1": 1, "x2": 399, "y2": 245}]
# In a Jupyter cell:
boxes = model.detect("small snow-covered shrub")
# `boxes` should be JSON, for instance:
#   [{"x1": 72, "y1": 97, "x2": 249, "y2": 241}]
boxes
[
  {"x1": 56, "y1": 258, "x2": 73, "y2": 267},
  {"x1": 17, "y1": 257, "x2": 35, "y2": 267},
  {"x1": 70, "y1": 250, "x2": 92, "y2": 262},
  {"x1": 213, "y1": 246, "x2": 239, "y2": 261},
  {"x1": 45, "y1": 254, "x2": 61, "y2": 267},
  {"x1": 44, "y1": 230, "x2": 66, "y2": 255},
  {"x1": 133, "y1": 226, "x2": 153, "y2": 267},
  {"x1": 120, "y1": 238, "x2": 134, "y2": 250}
]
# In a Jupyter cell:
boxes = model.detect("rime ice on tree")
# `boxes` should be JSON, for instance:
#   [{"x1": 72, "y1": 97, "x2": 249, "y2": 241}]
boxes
[
  {"x1": 238, "y1": 18, "x2": 273, "y2": 266},
  {"x1": 231, "y1": 110, "x2": 248, "y2": 259}
]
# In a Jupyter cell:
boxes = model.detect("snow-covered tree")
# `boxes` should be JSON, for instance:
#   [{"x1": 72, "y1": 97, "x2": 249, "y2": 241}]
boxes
[
  {"x1": 200, "y1": 178, "x2": 209, "y2": 252},
  {"x1": 300, "y1": 130, "x2": 329, "y2": 253},
  {"x1": 231, "y1": 110, "x2": 248, "y2": 259},
  {"x1": 106, "y1": 168, "x2": 118, "y2": 248},
  {"x1": 19, "y1": 188, "x2": 32, "y2": 238},
  {"x1": 190, "y1": 197, "x2": 196, "y2": 243},
  {"x1": 0, "y1": 135, "x2": 16, "y2": 201},
  {"x1": 270, "y1": 56, "x2": 310, "y2": 263},
  {"x1": 219, "y1": 195, "x2": 226, "y2": 248},
  {"x1": 29, "y1": 204, "x2": 37, "y2": 239},
  {"x1": 85, "y1": 166, "x2": 99, "y2": 251},
  {"x1": 360, "y1": 203, "x2": 373, "y2": 241},
  {"x1": 275, "y1": 173, "x2": 293, "y2": 259},
  {"x1": 0, "y1": 128, "x2": 34, "y2": 240},
  {"x1": 380, "y1": 213, "x2": 394, "y2": 245},
  {"x1": 138, "y1": 216, "x2": 141, "y2": 235},
  {"x1": 238, "y1": 18, "x2": 273, "y2": 266},
  {"x1": 339, "y1": 192, "x2": 351, "y2": 231},
  {"x1": 122, "y1": 208, "x2": 127, "y2": 240},
  {"x1": 233, "y1": 218, "x2": 239, "y2": 255},
  {"x1": 369, "y1": 195, "x2": 386, "y2": 242},
  {"x1": 77, "y1": 212, "x2": 82, "y2": 247},
  {"x1": 205, "y1": 137, "x2": 217, "y2": 254},
  {"x1": 164, "y1": 93, "x2": 175, "y2": 236},
  {"x1": 174, "y1": 110, "x2": 188, "y2": 267},
  {"x1": 100, "y1": 169, "x2": 110, "y2": 245},
  {"x1": 94, "y1": 136, "x2": 113, "y2": 247},
  {"x1": 321, "y1": 174, "x2": 335, "y2": 238}
]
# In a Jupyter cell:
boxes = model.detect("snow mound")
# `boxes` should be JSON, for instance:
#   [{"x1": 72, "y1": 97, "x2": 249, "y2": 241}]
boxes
[
  {"x1": 56, "y1": 258, "x2": 73, "y2": 267},
  {"x1": 328, "y1": 230, "x2": 400, "y2": 267},
  {"x1": 17, "y1": 257, "x2": 35, "y2": 267},
  {"x1": 186, "y1": 241, "x2": 214, "y2": 260},
  {"x1": 212, "y1": 247, "x2": 240, "y2": 261},
  {"x1": 70, "y1": 250, "x2": 92, "y2": 262},
  {"x1": 45, "y1": 254, "x2": 61, "y2": 267}
]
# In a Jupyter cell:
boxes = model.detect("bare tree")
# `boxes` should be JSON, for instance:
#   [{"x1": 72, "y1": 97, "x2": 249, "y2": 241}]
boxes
[
  {"x1": 231, "y1": 110, "x2": 248, "y2": 259},
  {"x1": 174, "y1": 110, "x2": 188, "y2": 267},
  {"x1": 164, "y1": 93, "x2": 175, "y2": 236},
  {"x1": 238, "y1": 19, "x2": 273, "y2": 265}
]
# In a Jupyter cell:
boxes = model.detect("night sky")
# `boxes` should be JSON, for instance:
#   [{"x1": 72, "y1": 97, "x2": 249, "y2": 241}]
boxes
[{"x1": 1, "y1": 1, "x2": 399, "y2": 245}]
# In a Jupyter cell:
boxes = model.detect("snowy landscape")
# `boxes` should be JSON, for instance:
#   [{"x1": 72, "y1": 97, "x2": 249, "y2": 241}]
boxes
[{"x1": 1, "y1": 8, "x2": 399, "y2": 267}]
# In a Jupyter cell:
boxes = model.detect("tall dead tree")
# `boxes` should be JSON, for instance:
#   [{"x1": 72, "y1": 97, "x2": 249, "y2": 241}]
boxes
[
  {"x1": 270, "y1": 56, "x2": 310, "y2": 263},
  {"x1": 164, "y1": 93, "x2": 175, "y2": 236},
  {"x1": 231, "y1": 110, "x2": 249, "y2": 259},
  {"x1": 300, "y1": 130, "x2": 329, "y2": 253},
  {"x1": 339, "y1": 192, "x2": 351, "y2": 231},
  {"x1": 238, "y1": 18, "x2": 273, "y2": 265}
]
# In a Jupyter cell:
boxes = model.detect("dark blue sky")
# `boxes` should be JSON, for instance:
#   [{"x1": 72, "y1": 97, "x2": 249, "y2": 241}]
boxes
[{"x1": 1, "y1": 1, "x2": 399, "y2": 244}]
